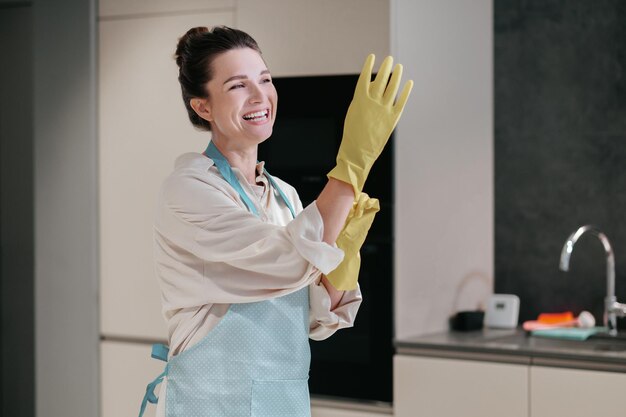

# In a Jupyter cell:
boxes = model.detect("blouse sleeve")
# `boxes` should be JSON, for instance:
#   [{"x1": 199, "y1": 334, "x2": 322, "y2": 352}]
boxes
[
  {"x1": 154, "y1": 171, "x2": 344, "y2": 304},
  {"x1": 308, "y1": 281, "x2": 363, "y2": 340}
]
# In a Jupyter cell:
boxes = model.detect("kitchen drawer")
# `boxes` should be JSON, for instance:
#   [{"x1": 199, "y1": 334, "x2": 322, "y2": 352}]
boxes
[
  {"x1": 394, "y1": 354, "x2": 528, "y2": 417},
  {"x1": 101, "y1": 341, "x2": 166, "y2": 417},
  {"x1": 531, "y1": 366, "x2": 626, "y2": 417}
]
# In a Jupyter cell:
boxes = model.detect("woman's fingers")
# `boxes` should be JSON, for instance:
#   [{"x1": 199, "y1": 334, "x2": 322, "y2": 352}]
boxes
[
  {"x1": 356, "y1": 54, "x2": 376, "y2": 95},
  {"x1": 383, "y1": 63, "x2": 403, "y2": 106},
  {"x1": 370, "y1": 56, "x2": 393, "y2": 99},
  {"x1": 394, "y1": 79, "x2": 414, "y2": 114},
  {"x1": 353, "y1": 54, "x2": 412, "y2": 114}
]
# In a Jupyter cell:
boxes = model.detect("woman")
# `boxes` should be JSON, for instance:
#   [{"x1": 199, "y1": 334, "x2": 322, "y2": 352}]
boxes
[{"x1": 139, "y1": 26, "x2": 412, "y2": 417}]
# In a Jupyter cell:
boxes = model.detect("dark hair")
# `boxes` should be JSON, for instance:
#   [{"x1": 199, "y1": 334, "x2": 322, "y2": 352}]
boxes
[{"x1": 174, "y1": 26, "x2": 262, "y2": 131}]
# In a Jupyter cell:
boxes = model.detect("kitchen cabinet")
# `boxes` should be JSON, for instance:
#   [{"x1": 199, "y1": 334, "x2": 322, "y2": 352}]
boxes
[
  {"x1": 395, "y1": 353, "x2": 626, "y2": 417},
  {"x1": 530, "y1": 366, "x2": 626, "y2": 417},
  {"x1": 394, "y1": 355, "x2": 528, "y2": 417},
  {"x1": 101, "y1": 341, "x2": 165, "y2": 417},
  {"x1": 236, "y1": 0, "x2": 389, "y2": 77},
  {"x1": 99, "y1": 0, "x2": 234, "y2": 18}
]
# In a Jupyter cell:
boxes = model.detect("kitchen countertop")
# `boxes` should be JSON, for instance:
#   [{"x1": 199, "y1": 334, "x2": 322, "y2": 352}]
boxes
[{"x1": 394, "y1": 328, "x2": 626, "y2": 373}]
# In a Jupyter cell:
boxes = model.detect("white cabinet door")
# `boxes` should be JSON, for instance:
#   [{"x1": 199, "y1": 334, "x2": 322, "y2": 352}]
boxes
[
  {"x1": 531, "y1": 366, "x2": 626, "y2": 417},
  {"x1": 100, "y1": 0, "x2": 235, "y2": 18},
  {"x1": 99, "y1": 11, "x2": 234, "y2": 340},
  {"x1": 236, "y1": 0, "x2": 389, "y2": 77},
  {"x1": 394, "y1": 355, "x2": 528, "y2": 417},
  {"x1": 101, "y1": 341, "x2": 166, "y2": 417}
]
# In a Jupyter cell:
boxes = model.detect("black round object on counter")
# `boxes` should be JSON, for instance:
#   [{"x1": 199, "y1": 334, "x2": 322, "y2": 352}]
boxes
[{"x1": 450, "y1": 310, "x2": 485, "y2": 331}]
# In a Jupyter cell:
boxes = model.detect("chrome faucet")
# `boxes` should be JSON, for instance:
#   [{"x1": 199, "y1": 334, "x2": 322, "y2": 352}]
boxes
[{"x1": 559, "y1": 225, "x2": 626, "y2": 336}]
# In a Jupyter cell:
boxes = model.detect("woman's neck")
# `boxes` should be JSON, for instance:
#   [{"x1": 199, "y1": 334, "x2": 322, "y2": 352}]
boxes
[{"x1": 210, "y1": 137, "x2": 259, "y2": 184}]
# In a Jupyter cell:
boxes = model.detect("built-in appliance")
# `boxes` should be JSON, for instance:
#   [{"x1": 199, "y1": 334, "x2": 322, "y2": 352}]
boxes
[{"x1": 258, "y1": 74, "x2": 394, "y2": 404}]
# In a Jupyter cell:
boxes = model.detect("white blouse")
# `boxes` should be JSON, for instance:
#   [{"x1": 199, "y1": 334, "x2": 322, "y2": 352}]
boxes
[{"x1": 153, "y1": 151, "x2": 363, "y2": 359}]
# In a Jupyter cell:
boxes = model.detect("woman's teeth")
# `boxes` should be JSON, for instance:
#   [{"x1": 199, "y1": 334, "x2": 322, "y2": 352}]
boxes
[{"x1": 242, "y1": 110, "x2": 268, "y2": 121}]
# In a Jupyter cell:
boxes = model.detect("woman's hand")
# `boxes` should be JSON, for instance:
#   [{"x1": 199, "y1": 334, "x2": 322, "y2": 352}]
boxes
[{"x1": 327, "y1": 54, "x2": 413, "y2": 196}]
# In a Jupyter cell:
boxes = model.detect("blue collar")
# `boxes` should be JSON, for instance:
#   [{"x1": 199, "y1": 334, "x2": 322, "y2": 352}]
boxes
[{"x1": 204, "y1": 141, "x2": 296, "y2": 219}]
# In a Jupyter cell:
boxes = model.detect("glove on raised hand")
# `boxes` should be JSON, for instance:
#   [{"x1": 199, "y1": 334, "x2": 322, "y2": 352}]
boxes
[
  {"x1": 325, "y1": 192, "x2": 380, "y2": 291},
  {"x1": 328, "y1": 54, "x2": 413, "y2": 196}
]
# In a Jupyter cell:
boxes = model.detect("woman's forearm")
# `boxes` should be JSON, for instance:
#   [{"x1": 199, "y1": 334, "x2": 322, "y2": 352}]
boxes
[
  {"x1": 315, "y1": 178, "x2": 355, "y2": 308},
  {"x1": 316, "y1": 178, "x2": 354, "y2": 242}
]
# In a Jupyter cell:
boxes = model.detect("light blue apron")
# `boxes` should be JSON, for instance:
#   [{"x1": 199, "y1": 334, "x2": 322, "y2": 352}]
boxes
[{"x1": 139, "y1": 141, "x2": 311, "y2": 417}]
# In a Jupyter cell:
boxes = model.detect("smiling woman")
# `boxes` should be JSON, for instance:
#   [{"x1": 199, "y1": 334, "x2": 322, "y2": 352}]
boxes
[{"x1": 138, "y1": 25, "x2": 411, "y2": 417}]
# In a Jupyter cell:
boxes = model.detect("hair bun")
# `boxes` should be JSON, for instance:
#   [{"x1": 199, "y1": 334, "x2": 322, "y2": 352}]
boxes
[{"x1": 175, "y1": 26, "x2": 209, "y2": 69}]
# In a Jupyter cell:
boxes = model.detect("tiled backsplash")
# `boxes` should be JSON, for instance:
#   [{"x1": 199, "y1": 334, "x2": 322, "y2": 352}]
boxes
[{"x1": 495, "y1": 0, "x2": 626, "y2": 324}]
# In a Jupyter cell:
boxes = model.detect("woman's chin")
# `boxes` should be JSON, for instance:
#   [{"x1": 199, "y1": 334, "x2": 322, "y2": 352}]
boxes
[{"x1": 248, "y1": 126, "x2": 273, "y2": 143}]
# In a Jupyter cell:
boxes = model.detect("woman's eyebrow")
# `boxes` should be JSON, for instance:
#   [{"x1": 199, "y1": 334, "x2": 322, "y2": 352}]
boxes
[{"x1": 223, "y1": 69, "x2": 270, "y2": 85}]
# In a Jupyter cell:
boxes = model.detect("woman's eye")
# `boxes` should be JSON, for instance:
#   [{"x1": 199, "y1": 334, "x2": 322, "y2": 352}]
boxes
[
  {"x1": 262, "y1": 78, "x2": 272, "y2": 84},
  {"x1": 229, "y1": 83, "x2": 245, "y2": 90}
]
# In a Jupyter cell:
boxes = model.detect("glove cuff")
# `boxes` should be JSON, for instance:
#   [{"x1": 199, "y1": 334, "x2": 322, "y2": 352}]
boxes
[{"x1": 327, "y1": 159, "x2": 369, "y2": 196}]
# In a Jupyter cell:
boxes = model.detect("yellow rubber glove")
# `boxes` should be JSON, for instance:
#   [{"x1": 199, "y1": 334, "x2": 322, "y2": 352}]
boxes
[
  {"x1": 328, "y1": 54, "x2": 413, "y2": 196},
  {"x1": 325, "y1": 192, "x2": 380, "y2": 291}
]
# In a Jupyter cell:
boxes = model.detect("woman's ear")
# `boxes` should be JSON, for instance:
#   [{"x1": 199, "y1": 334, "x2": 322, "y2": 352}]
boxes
[{"x1": 190, "y1": 98, "x2": 212, "y2": 122}]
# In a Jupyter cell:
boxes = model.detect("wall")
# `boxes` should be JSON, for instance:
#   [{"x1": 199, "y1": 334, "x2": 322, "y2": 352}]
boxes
[
  {"x1": 0, "y1": 4, "x2": 34, "y2": 417},
  {"x1": 33, "y1": 0, "x2": 99, "y2": 416},
  {"x1": 392, "y1": 0, "x2": 494, "y2": 339},
  {"x1": 495, "y1": 0, "x2": 626, "y2": 324}
]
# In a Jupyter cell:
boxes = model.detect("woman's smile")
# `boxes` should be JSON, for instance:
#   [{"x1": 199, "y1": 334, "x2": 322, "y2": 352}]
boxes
[{"x1": 241, "y1": 108, "x2": 270, "y2": 123}]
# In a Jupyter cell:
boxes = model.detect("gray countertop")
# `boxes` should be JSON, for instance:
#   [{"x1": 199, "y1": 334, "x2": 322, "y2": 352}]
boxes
[{"x1": 394, "y1": 328, "x2": 626, "y2": 373}]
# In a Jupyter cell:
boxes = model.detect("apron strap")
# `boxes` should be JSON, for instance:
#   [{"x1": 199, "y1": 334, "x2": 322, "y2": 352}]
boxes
[
  {"x1": 204, "y1": 141, "x2": 260, "y2": 216},
  {"x1": 204, "y1": 141, "x2": 296, "y2": 219},
  {"x1": 138, "y1": 344, "x2": 169, "y2": 417},
  {"x1": 151, "y1": 343, "x2": 169, "y2": 361}
]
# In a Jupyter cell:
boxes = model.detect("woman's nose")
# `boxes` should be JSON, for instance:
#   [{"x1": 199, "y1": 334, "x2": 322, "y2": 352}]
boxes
[{"x1": 248, "y1": 84, "x2": 264, "y2": 104}]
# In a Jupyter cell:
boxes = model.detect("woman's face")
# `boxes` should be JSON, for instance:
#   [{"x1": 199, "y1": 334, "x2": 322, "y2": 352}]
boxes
[{"x1": 203, "y1": 47, "x2": 277, "y2": 147}]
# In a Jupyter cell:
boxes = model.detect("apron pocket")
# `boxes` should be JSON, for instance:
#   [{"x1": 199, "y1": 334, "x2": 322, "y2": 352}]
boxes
[
  {"x1": 250, "y1": 379, "x2": 311, "y2": 417},
  {"x1": 166, "y1": 379, "x2": 252, "y2": 417}
]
